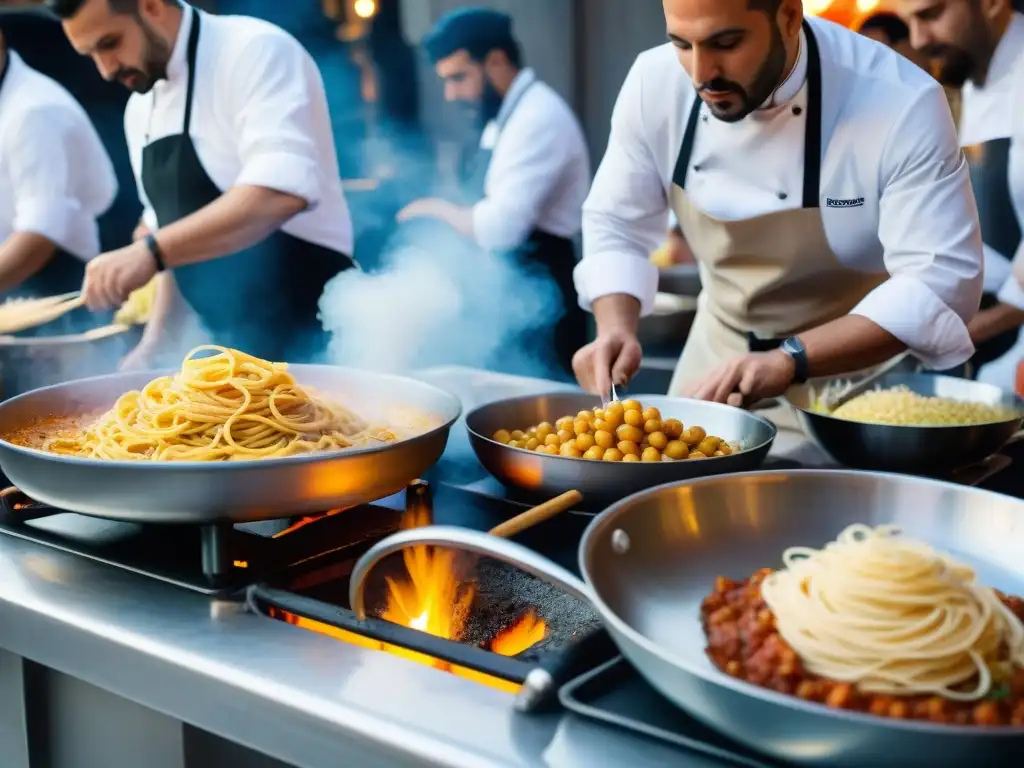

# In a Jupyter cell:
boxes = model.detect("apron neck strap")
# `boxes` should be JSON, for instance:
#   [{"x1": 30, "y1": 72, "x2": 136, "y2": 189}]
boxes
[
  {"x1": 182, "y1": 10, "x2": 203, "y2": 133},
  {"x1": 0, "y1": 50, "x2": 12, "y2": 97},
  {"x1": 673, "y1": 19, "x2": 822, "y2": 209}
]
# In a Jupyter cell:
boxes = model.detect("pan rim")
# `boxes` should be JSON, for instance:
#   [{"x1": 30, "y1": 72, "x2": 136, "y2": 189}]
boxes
[
  {"x1": 464, "y1": 391, "x2": 779, "y2": 462},
  {"x1": 0, "y1": 366, "x2": 463, "y2": 469},
  {"x1": 578, "y1": 468, "x2": 1024, "y2": 736}
]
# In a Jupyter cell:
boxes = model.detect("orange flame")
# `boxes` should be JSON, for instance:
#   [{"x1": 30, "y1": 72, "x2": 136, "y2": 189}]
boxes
[
  {"x1": 490, "y1": 610, "x2": 547, "y2": 657},
  {"x1": 272, "y1": 508, "x2": 348, "y2": 538}
]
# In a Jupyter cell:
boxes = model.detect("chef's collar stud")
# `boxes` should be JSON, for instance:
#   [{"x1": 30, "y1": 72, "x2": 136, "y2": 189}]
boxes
[
  {"x1": 777, "y1": 192, "x2": 788, "y2": 200},
  {"x1": 792, "y1": 106, "x2": 802, "y2": 116}
]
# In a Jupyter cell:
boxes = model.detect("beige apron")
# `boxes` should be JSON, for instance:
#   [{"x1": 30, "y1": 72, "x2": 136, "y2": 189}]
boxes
[{"x1": 667, "y1": 22, "x2": 886, "y2": 433}]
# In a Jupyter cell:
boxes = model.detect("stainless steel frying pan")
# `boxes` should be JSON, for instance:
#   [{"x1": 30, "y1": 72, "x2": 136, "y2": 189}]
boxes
[
  {"x1": 0, "y1": 366, "x2": 461, "y2": 523},
  {"x1": 349, "y1": 470, "x2": 1024, "y2": 767}
]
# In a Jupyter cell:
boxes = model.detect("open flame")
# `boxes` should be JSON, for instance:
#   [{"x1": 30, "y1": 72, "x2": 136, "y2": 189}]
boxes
[{"x1": 490, "y1": 610, "x2": 546, "y2": 657}]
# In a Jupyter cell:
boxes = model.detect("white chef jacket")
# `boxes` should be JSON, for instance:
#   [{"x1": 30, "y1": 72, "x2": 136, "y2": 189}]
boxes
[
  {"x1": 0, "y1": 51, "x2": 116, "y2": 261},
  {"x1": 1002, "y1": 43, "x2": 1024, "y2": 313},
  {"x1": 123, "y1": 5, "x2": 353, "y2": 255},
  {"x1": 958, "y1": 11, "x2": 1024, "y2": 293},
  {"x1": 576, "y1": 16, "x2": 983, "y2": 370},
  {"x1": 473, "y1": 68, "x2": 591, "y2": 252}
]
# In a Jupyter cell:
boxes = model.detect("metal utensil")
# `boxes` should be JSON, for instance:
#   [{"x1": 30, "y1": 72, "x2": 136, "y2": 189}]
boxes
[
  {"x1": 787, "y1": 373, "x2": 1024, "y2": 474},
  {"x1": 0, "y1": 293, "x2": 86, "y2": 334},
  {"x1": 819, "y1": 351, "x2": 913, "y2": 412},
  {"x1": 350, "y1": 470, "x2": 1024, "y2": 767},
  {"x1": 465, "y1": 393, "x2": 776, "y2": 505},
  {"x1": 0, "y1": 366, "x2": 462, "y2": 523}
]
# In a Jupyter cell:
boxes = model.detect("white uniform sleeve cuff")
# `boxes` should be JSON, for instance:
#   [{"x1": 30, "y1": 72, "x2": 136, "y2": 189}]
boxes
[
  {"x1": 849, "y1": 274, "x2": 975, "y2": 370},
  {"x1": 14, "y1": 196, "x2": 79, "y2": 253},
  {"x1": 472, "y1": 199, "x2": 531, "y2": 252},
  {"x1": 996, "y1": 274, "x2": 1024, "y2": 312},
  {"x1": 235, "y1": 151, "x2": 321, "y2": 210},
  {"x1": 143, "y1": 206, "x2": 159, "y2": 231},
  {"x1": 573, "y1": 252, "x2": 659, "y2": 316}
]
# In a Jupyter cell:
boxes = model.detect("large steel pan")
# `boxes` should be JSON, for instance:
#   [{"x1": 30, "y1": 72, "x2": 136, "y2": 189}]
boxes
[
  {"x1": 350, "y1": 470, "x2": 1024, "y2": 766},
  {"x1": 465, "y1": 392, "x2": 776, "y2": 505},
  {"x1": 786, "y1": 373, "x2": 1024, "y2": 474},
  {"x1": 0, "y1": 366, "x2": 461, "y2": 523}
]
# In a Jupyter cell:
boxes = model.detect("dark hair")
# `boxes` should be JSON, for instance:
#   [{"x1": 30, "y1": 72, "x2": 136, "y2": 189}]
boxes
[
  {"x1": 859, "y1": 12, "x2": 910, "y2": 45},
  {"x1": 747, "y1": 0, "x2": 783, "y2": 12},
  {"x1": 422, "y1": 7, "x2": 521, "y2": 68},
  {"x1": 45, "y1": 0, "x2": 178, "y2": 20}
]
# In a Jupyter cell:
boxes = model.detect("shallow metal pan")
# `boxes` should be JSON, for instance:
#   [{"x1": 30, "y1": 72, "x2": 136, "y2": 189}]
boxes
[
  {"x1": 0, "y1": 366, "x2": 461, "y2": 524},
  {"x1": 465, "y1": 392, "x2": 776, "y2": 505},
  {"x1": 786, "y1": 373, "x2": 1024, "y2": 474},
  {"x1": 350, "y1": 470, "x2": 1024, "y2": 766}
]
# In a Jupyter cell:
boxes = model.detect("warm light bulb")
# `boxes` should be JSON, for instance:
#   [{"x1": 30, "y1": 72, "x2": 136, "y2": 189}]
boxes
[
  {"x1": 803, "y1": 0, "x2": 834, "y2": 15},
  {"x1": 856, "y1": 0, "x2": 881, "y2": 11},
  {"x1": 353, "y1": 0, "x2": 377, "y2": 19}
]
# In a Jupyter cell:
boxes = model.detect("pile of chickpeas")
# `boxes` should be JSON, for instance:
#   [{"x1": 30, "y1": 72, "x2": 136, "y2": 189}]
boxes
[{"x1": 490, "y1": 399, "x2": 740, "y2": 462}]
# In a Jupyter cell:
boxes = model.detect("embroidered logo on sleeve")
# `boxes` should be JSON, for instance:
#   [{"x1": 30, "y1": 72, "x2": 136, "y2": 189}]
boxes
[{"x1": 825, "y1": 197, "x2": 865, "y2": 208}]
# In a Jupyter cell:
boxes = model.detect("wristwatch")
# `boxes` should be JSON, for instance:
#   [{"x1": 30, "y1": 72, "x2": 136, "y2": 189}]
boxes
[
  {"x1": 144, "y1": 233, "x2": 167, "y2": 272},
  {"x1": 779, "y1": 337, "x2": 809, "y2": 384}
]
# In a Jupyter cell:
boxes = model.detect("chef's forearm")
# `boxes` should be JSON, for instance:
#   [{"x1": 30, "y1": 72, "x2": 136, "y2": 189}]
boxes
[
  {"x1": 137, "y1": 273, "x2": 177, "y2": 344},
  {"x1": 153, "y1": 186, "x2": 306, "y2": 268},
  {"x1": 0, "y1": 232, "x2": 57, "y2": 293},
  {"x1": 797, "y1": 315, "x2": 906, "y2": 378},
  {"x1": 592, "y1": 294, "x2": 641, "y2": 335},
  {"x1": 968, "y1": 303, "x2": 1024, "y2": 344}
]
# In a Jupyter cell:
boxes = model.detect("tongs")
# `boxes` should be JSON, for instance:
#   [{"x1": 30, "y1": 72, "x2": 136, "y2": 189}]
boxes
[
  {"x1": 818, "y1": 351, "x2": 913, "y2": 412},
  {"x1": 0, "y1": 291, "x2": 86, "y2": 334}
]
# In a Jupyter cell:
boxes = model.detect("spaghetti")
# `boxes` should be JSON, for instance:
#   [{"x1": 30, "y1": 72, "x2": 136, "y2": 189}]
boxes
[
  {"x1": 43, "y1": 346, "x2": 395, "y2": 461},
  {"x1": 759, "y1": 524, "x2": 1024, "y2": 701}
]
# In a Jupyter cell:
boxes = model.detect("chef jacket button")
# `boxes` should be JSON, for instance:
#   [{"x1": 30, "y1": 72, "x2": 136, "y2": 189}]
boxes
[
  {"x1": 693, "y1": 164, "x2": 702, "y2": 172},
  {"x1": 792, "y1": 106, "x2": 802, "y2": 116},
  {"x1": 701, "y1": 115, "x2": 708, "y2": 123},
  {"x1": 777, "y1": 191, "x2": 788, "y2": 200}
]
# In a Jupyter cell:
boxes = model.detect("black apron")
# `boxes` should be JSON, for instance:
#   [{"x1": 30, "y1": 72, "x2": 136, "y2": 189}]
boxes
[
  {"x1": 0, "y1": 49, "x2": 97, "y2": 337},
  {"x1": 139, "y1": 12, "x2": 355, "y2": 363},
  {"x1": 965, "y1": 138, "x2": 1022, "y2": 372},
  {"x1": 465, "y1": 78, "x2": 586, "y2": 381}
]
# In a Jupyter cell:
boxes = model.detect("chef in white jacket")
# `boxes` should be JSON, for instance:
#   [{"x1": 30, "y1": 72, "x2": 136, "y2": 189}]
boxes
[
  {"x1": 0, "y1": 17, "x2": 117, "y2": 336},
  {"x1": 998, "y1": 29, "x2": 1024, "y2": 339},
  {"x1": 573, "y1": 0, "x2": 984, "y2": 413}
]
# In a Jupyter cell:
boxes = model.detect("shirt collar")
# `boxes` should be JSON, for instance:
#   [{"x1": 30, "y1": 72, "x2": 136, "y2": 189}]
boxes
[
  {"x1": 164, "y1": 3, "x2": 195, "y2": 85},
  {"x1": 0, "y1": 50, "x2": 24, "y2": 96},
  {"x1": 495, "y1": 67, "x2": 537, "y2": 127},
  {"x1": 760, "y1": 28, "x2": 807, "y2": 109},
  {"x1": 978, "y1": 11, "x2": 1024, "y2": 89}
]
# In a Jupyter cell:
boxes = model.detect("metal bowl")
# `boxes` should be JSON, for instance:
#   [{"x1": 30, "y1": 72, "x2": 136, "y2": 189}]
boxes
[
  {"x1": 465, "y1": 392, "x2": 776, "y2": 505},
  {"x1": 637, "y1": 294, "x2": 697, "y2": 349},
  {"x1": 787, "y1": 373, "x2": 1024, "y2": 475},
  {"x1": 657, "y1": 264, "x2": 702, "y2": 297}
]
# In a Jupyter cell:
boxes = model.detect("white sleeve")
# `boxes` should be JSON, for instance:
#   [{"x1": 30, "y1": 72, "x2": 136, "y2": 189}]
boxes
[
  {"x1": 224, "y1": 31, "x2": 322, "y2": 208},
  {"x1": 997, "y1": 68, "x2": 1024, "y2": 312},
  {"x1": 573, "y1": 57, "x2": 664, "y2": 316},
  {"x1": 123, "y1": 97, "x2": 158, "y2": 231},
  {"x1": 849, "y1": 83, "x2": 983, "y2": 370}
]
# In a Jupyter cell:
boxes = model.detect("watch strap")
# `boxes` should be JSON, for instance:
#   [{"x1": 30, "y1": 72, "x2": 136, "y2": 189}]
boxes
[
  {"x1": 780, "y1": 337, "x2": 809, "y2": 384},
  {"x1": 145, "y1": 233, "x2": 167, "y2": 272}
]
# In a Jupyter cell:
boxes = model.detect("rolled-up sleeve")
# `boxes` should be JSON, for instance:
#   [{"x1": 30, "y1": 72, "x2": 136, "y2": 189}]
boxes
[
  {"x1": 225, "y1": 32, "x2": 321, "y2": 208},
  {"x1": 8, "y1": 112, "x2": 80, "y2": 251},
  {"x1": 850, "y1": 83, "x2": 983, "y2": 370},
  {"x1": 574, "y1": 58, "x2": 664, "y2": 316}
]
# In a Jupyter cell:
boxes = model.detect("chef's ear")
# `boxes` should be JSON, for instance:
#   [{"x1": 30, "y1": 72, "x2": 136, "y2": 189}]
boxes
[
  {"x1": 777, "y1": 0, "x2": 804, "y2": 39},
  {"x1": 978, "y1": 0, "x2": 1012, "y2": 22},
  {"x1": 482, "y1": 49, "x2": 509, "y2": 79}
]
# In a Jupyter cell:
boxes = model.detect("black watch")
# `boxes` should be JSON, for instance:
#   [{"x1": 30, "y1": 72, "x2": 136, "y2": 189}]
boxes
[
  {"x1": 144, "y1": 232, "x2": 167, "y2": 272},
  {"x1": 779, "y1": 336, "x2": 809, "y2": 384}
]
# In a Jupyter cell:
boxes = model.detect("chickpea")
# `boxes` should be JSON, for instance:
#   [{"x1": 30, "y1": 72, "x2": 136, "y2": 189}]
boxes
[
  {"x1": 642, "y1": 446, "x2": 662, "y2": 462},
  {"x1": 575, "y1": 432, "x2": 596, "y2": 451},
  {"x1": 663, "y1": 418, "x2": 684, "y2": 439},
  {"x1": 621, "y1": 453, "x2": 640, "y2": 462},
  {"x1": 617, "y1": 440, "x2": 640, "y2": 457},
  {"x1": 535, "y1": 424, "x2": 552, "y2": 440},
  {"x1": 603, "y1": 410, "x2": 624, "y2": 429},
  {"x1": 544, "y1": 434, "x2": 561, "y2": 447},
  {"x1": 718, "y1": 442, "x2": 734, "y2": 456},
  {"x1": 525, "y1": 437, "x2": 540, "y2": 451},
  {"x1": 713, "y1": 450, "x2": 726, "y2": 457},
  {"x1": 583, "y1": 445, "x2": 604, "y2": 460},
  {"x1": 623, "y1": 409, "x2": 644, "y2": 428},
  {"x1": 559, "y1": 442, "x2": 582, "y2": 458},
  {"x1": 621, "y1": 399, "x2": 642, "y2": 412},
  {"x1": 602, "y1": 448, "x2": 625, "y2": 462},
  {"x1": 681, "y1": 426, "x2": 706, "y2": 446},
  {"x1": 605, "y1": 401, "x2": 625, "y2": 419},
  {"x1": 647, "y1": 431, "x2": 669, "y2": 451},
  {"x1": 543, "y1": 444, "x2": 560, "y2": 455},
  {"x1": 594, "y1": 429, "x2": 616, "y2": 449},
  {"x1": 556, "y1": 429, "x2": 574, "y2": 444},
  {"x1": 527, "y1": 427, "x2": 538, "y2": 438},
  {"x1": 593, "y1": 419, "x2": 611, "y2": 432},
  {"x1": 592, "y1": 408, "x2": 606, "y2": 421},
  {"x1": 689, "y1": 450, "x2": 708, "y2": 460},
  {"x1": 616, "y1": 424, "x2": 645, "y2": 444},
  {"x1": 576, "y1": 410, "x2": 594, "y2": 422},
  {"x1": 644, "y1": 418, "x2": 662, "y2": 435},
  {"x1": 492, "y1": 429, "x2": 511, "y2": 444},
  {"x1": 573, "y1": 419, "x2": 592, "y2": 436},
  {"x1": 641, "y1": 406, "x2": 662, "y2": 423},
  {"x1": 663, "y1": 440, "x2": 689, "y2": 460},
  {"x1": 554, "y1": 417, "x2": 574, "y2": 432},
  {"x1": 510, "y1": 430, "x2": 525, "y2": 441},
  {"x1": 697, "y1": 436, "x2": 721, "y2": 456}
]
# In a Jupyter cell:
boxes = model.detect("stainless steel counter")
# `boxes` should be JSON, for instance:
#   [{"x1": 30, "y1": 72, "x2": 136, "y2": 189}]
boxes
[{"x1": 0, "y1": 367, "x2": 734, "y2": 768}]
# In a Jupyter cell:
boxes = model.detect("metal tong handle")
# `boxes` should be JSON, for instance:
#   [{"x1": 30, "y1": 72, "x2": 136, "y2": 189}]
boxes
[{"x1": 821, "y1": 351, "x2": 912, "y2": 412}]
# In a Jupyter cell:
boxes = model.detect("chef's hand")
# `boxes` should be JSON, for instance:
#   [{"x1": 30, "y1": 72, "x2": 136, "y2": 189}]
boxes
[
  {"x1": 682, "y1": 350, "x2": 796, "y2": 407},
  {"x1": 573, "y1": 330, "x2": 643, "y2": 397},
  {"x1": 83, "y1": 240, "x2": 157, "y2": 311},
  {"x1": 132, "y1": 221, "x2": 151, "y2": 242},
  {"x1": 397, "y1": 198, "x2": 453, "y2": 222},
  {"x1": 665, "y1": 228, "x2": 695, "y2": 264}
]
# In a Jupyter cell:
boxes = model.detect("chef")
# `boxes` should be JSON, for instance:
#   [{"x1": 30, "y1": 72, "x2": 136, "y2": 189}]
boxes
[
  {"x1": 396, "y1": 8, "x2": 591, "y2": 379},
  {"x1": 0, "y1": 14, "x2": 117, "y2": 336},
  {"x1": 896, "y1": 0, "x2": 1024, "y2": 377},
  {"x1": 573, "y1": 0, "x2": 984, "y2": 413},
  {"x1": 49, "y1": 0, "x2": 357, "y2": 363}
]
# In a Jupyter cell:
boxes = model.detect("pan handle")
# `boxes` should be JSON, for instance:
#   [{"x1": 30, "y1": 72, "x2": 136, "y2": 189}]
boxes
[{"x1": 349, "y1": 525, "x2": 592, "y2": 619}]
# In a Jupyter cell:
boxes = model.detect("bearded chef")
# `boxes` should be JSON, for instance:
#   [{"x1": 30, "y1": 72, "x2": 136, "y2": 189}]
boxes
[
  {"x1": 396, "y1": 8, "x2": 591, "y2": 379},
  {"x1": 572, "y1": 0, "x2": 984, "y2": 415},
  {"x1": 48, "y1": 0, "x2": 356, "y2": 363},
  {"x1": 896, "y1": 0, "x2": 1024, "y2": 376},
  {"x1": 0, "y1": 15, "x2": 117, "y2": 335}
]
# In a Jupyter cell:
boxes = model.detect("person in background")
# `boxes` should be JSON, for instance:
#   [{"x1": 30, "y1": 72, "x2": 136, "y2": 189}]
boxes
[
  {"x1": 0, "y1": 13, "x2": 117, "y2": 335},
  {"x1": 395, "y1": 8, "x2": 591, "y2": 380},
  {"x1": 858, "y1": 11, "x2": 930, "y2": 69},
  {"x1": 896, "y1": 0, "x2": 1024, "y2": 379},
  {"x1": 573, "y1": 0, "x2": 982, "y2": 417},
  {"x1": 49, "y1": 0, "x2": 357, "y2": 364}
]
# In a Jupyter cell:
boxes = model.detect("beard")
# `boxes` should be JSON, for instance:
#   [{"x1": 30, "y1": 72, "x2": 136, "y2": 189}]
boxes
[
  {"x1": 696, "y1": 23, "x2": 789, "y2": 123},
  {"x1": 920, "y1": 44, "x2": 975, "y2": 88},
  {"x1": 456, "y1": 79, "x2": 504, "y2": 130},
  {"x1": 113, "y1": 17, "x2": 172, "y2": 94}
]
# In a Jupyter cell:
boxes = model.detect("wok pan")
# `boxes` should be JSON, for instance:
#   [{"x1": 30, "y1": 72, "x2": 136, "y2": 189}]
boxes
[
  {"x1": 465, "y1": 393, "x2": 776, "y2": 505},
  {"x1": 787, "y1": 373, "x2": 1024, "y2": 475},
  {"x1": 0, "y1": 366, "x2": 461, "y2": 524},
  {"x1": 350, "y1": 470, "x2": 1024, "y2": 767}
]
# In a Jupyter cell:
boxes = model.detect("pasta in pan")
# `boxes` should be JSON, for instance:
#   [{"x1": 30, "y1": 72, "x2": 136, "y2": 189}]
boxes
[{"x1": 43, "y1": 346, "x2": 395, "y2": 461}]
